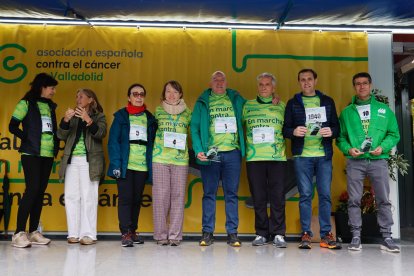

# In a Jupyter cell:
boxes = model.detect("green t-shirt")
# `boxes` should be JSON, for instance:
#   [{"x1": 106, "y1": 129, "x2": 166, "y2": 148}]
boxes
[
  {"x1": 299, "y1": 95, "x2": 325, "y2": 157},
  {"x1": 12, "y1": 100, "x2": 54, "y2": 157},
  {"x1": 209, "y1": 92, "x2": 239, "y2": 152},
  {"x1": 243, "y1": 97, "x2": 287, "y2": 161},
  {"x1": 153, "y1": 106, "x2": 192, "y2": 166},
  {"x1": 72, "y1": 132, "x2": 86, "y2": 156},
  {"x1": 355, "y1": 97, "x2": 371, "y2": 135},
  {"x1": 127, "y1": 113, "x2": 148, "y2": 172}
]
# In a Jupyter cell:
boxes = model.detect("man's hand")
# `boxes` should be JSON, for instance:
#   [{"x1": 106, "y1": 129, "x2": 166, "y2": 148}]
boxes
[
  {"x1": 370, "y1": 146, "x2": 383, "y2": 156},
  {"x1": 348, "y1": 148, "x2": 364, "y2": 157},
  {"x1": 319, "y1": 127, "x2": 332, "y2": 137},
  {"x1": 113, "y1": 169, "x2": 121, "y2": 179},
  {"x1": 197, "y1": 152, "x2": 209, "y2": 162},
  {"x1": 293, "y1": 126, "x2": 307, "y2": 137},
  {"x1": 272, "y1": 94, "x2": 280, "y2": 105}
]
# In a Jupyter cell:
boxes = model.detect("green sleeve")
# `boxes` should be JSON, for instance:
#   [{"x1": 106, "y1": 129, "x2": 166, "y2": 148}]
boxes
[
  {"x1": 336, "y1": 112, "x2": 352, "y2": 156},
  {"x1": 379, "y1": 108, "x2": 400, "y2": 153},
  {"x1": 190, "y1": 101, "x2": 203, "y2": 155}
]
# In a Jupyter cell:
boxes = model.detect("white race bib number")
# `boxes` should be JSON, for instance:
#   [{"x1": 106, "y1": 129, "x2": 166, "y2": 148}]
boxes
[
  {"x1": 215, "y1": 117, "x2": 237, "y2": 133},
  {"x1": 41, "y1": 116, "x2": 53, "y2": 133},
  {"x1": 305, "y1": 107, "x2": 327, "y2": 124},
  {"x1": 252, "y1": 127, "x2": 274, "y2": 144},
  {"x1": 164, "y1": 132, "x2": 187, "y2": 150},
  {"x1": 129, "y1": 124, "x2": 147, "y2": 141},
  {"x1": 356, "y1": 105, "x2": 371, "y2": 120}
]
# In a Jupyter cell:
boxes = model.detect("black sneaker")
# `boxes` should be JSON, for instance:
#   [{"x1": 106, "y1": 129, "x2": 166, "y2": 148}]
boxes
[
  {"x1": 131, "y1": 232, "x2": 144, "y2": 244},
  {"x1": 199, "y1": 232, "x2": 214, "y2": 246},
  {"x1": 380, "y1": 238, "x2": 400, "y2": 253},
  {"x1": 121, "y1": 232, "x2": 133, "y2": 247},
  {"x1": 298, "y1": 232, "x2": 312, "y2": 249},
  {"x1": 227, "y1": 233, "x2": 242, "y2": 247},
  {"x1": 320, "y1": 232, "x2": 342, "y2": 249}
]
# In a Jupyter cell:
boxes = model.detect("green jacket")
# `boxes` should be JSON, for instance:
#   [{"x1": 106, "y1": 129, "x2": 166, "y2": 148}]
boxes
[
  {"x1": 336, "y1": 95, "x2": 400, "y2": 159},
  {"x1": 57, "y1": 112, "x2": 107, "y2": 181},
  {"x1": 190, "y1": 88, "x2": 246, "y2": 165}
]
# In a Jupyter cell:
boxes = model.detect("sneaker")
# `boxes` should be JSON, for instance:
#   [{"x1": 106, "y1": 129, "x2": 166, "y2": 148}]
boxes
[
  {"x1": 157, "y1": 239, "x2": 169, "y2": 246},
  {"x1": 252, "y1": 235, "x2": 268, "y2": 246},
  {"x1": 80, "y1": 236, "x2": 96, "y2": 245},
  {"x1": 121, "y1": 232, "x2": 133, "y2": 247},
  {"x1": 131, "y1": 232, "x2": 144, "y2": 244},
  {"x1": 348, "y1": 236, "x2": 362, "y2": 251},
  {"x1": 380, "y1": 238, "x2": 400, "y2": 253},
  {"x1": 67, "y1": 237, "x2": 80, "y2": 244},
  {"x1": 227, "y1": 233, "x2": 242, "y2": 247},
  {"x1": 320, "y1": 232, "x2": 341, "y2": 249},
  {"x1": 298, "y1": 232, "x2": 312, "y2": 249},
  {"x1": 199, "y1": 232, "x2": 214, "y2": 246},
  {"x1": 28, "y1": 231, "x2": 51, "y2": 245},
  {"x1": 273, "y1": 235, "x2": 287, "y2": 248},
  {"x1": 170, "y1": 240, "x2": 181, "y2": 246},
  {"x1": 11, "y1": 232, "x2": 31, "y2": 248}
]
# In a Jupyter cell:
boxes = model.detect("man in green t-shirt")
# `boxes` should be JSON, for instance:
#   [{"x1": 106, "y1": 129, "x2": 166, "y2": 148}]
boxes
[
  {"x1": 336, "y1": 72, "x2": 400, "y2": 253},
  {"x1": 191, "y1": 71, "x2": 246, "y2": 247},
  {"x1": 283, "y1": 69, "x2": 341, "y2": 250},
  {"x1": 243, "y1": 72, "x2": 288, "y2": 247}
]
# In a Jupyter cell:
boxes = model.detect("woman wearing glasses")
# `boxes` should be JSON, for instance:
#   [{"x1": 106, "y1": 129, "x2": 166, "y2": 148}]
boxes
[
  {"x1": 152, "y1": 81, "x2": 191, "y2": 246},
  {"x1": 107, "y1": 83, "x2": 157, "y2": 247}
]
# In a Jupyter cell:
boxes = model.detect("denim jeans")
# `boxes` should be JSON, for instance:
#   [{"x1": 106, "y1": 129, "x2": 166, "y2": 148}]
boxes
[
  {"x1": 293, "y1": 156, "x2": 332, "y2": 237},
  {"x1": 200, "y1": 150, "x2": 241, "y2": 234}
]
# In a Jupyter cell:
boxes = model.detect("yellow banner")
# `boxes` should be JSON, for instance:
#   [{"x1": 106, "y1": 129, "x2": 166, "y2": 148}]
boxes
[{"x1": 0, "y1": 25, "x2": 368, "y2": 234}]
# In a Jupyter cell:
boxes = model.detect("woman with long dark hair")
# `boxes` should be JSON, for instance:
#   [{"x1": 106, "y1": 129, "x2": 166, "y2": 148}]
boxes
[
  {"x1": 57, "y1": 88, "x2": 107, "y2": 245},
  {"x1": 9, "y1": 73, "x2": 59, "y2": 248},
  {"x1": 107, "y1": 83, "x2": 157, "y2": 247}
]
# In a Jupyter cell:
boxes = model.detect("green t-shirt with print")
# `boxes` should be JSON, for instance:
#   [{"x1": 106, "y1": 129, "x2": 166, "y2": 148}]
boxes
[
  {"x1": 72, "y1": 132, "x2": 86, "y2": 156},
  {"x1": 12, "y1": 100, "x2": 54, "y2": 157},
  {"x1": 299, "y1": 95, "x2": 325, "y2": 157},
  {"x1": 243, "y1": 97, "x2": 287, "y2": 161},
  {"x1": 152, "y1": 106, "x2": 192, "y2": 166},
  {"x1": 127, "y1": 113, "x2": 148, "y2": 172},
  {"x1": 355, "y1": 97, "x2": 371, "y2": 135},
  {"x1": 209, "y1": 92, "x2": 239, "y2": 152}
]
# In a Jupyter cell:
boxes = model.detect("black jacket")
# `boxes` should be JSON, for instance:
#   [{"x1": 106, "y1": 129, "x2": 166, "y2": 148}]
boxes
[
  {"x1": 9, "y1": 98, "x2": 59, "y2": 157},
  {"x1": 282, "y1": 90, "x2": 339, "y2": 159}
]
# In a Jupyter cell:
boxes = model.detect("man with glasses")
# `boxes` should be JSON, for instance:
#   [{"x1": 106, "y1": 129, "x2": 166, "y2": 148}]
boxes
[
  {"x1": 336, "y1": 72, "x2": 400, "y2": 252},
  {"x1": 191, "y1": 71, "x2": 246, "y2": 247}
]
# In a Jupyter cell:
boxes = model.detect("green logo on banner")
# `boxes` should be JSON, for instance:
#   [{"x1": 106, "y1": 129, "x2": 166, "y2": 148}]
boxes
[{"x1": 0, "y1": 43, "x2": 28, "y2": 84}]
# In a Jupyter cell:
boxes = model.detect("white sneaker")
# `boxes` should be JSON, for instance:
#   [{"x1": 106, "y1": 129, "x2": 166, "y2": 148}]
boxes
[
  {"x1": 28, "y1": 231, "x2": 51, "y2": 245},
  {"x1": 252, "y1": 235, "x2": 269, "y2": 246},
  {"x1": 273, "y1": 235, "x2": 287, "y2": 248},
  {"x1": 11, "y1": 232, "x2": 32, "y2": 248}
]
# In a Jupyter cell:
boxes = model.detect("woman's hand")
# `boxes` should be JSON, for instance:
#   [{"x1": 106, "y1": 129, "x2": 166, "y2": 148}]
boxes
[{"x1": 64, "y1": 108, "x2": 75, "y2": 122}]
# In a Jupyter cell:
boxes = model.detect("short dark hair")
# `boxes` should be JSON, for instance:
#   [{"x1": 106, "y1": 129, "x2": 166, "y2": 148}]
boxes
[
  {"x1": 23, "y1": 73, "x2": 58, "y2": 100},
  {"x1": 297, "y1": 69, "x2": 317, "y2": 80},
  {"x1": 127, "y1": 83, "x2": 146, "y2": 97},
  {"x1": 352, "y1": 72, "x2": 372, "y2": 86},
  {"x1": 161, "y1": 80, "x2": 183, "y2": 101}
]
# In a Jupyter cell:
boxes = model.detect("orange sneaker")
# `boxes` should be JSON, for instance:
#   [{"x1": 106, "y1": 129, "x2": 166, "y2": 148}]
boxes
[{"x1": 320, "y1": 232, "x2": 342, "y2": 249}]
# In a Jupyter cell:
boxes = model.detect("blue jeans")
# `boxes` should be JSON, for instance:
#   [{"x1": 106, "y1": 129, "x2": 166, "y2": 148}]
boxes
[
  {"x1": 200, "y1": 150, "x2": 241, "y2": 234},
  {"x1": 293, "y1": 157, "x2": 332, "y2": 237}
]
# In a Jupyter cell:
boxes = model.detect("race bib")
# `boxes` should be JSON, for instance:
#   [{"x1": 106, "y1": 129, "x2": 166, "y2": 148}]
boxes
[
  {"x1": 252, "y1": 127, "x2": 274, "y2": 144},
  {"x1": 129, "y1": 124, "x2": 147, "y2": 141},
  {"x1": 215, "y1": 117, "x2": 237, "y2": 133},
  {"x1": 356, "y1": 105, "x2": 371, "y2": 120},
  {"x1": 305, "y1": 107, "x2": 327, "y2": 124},
  {"x1": 164, "y1": 131, "x2": 187, "y2": 150},
  {"x1": 41, "y1": 116, "x2": 53, "y2": 133}
]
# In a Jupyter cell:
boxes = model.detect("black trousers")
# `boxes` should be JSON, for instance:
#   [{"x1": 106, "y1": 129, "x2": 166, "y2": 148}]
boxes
[
  {"x1": 116, "y1": 169, "x2": 147, "y2": 234},
  {"x1": 246, "y1": 161, "x2": 286, "y2": 237},
  {"x1": 16, "y1": 155, "x2": 54, "y2": 233}
]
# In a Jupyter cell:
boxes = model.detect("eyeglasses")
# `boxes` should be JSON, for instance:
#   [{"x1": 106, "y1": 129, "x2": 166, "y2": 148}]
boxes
[
  {"x1": 354, "y1": 82, "x2": 370, "y2": 87},
  {"x1": 131, "y1": 92, "x2": 145, "y2": 98}
]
